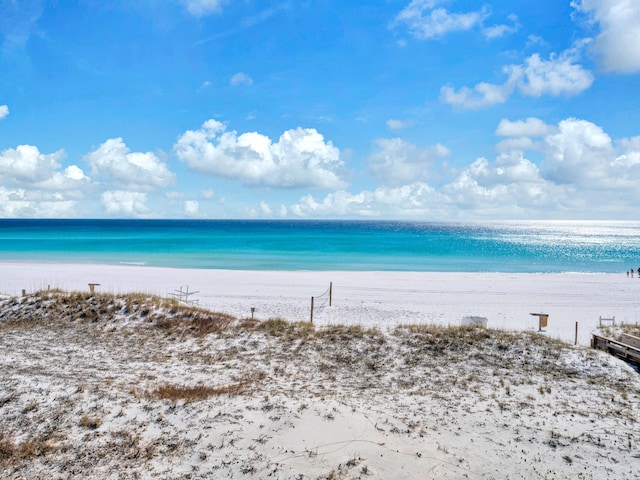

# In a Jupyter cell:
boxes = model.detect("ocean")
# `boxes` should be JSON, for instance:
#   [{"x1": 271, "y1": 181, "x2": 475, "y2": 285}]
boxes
[{"x1": 0, "y1": 219, "x2": 639, "y2": 273}]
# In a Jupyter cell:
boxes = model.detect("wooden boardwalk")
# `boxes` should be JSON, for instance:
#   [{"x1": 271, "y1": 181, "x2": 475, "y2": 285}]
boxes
[{"x1": 592, "y1": 333, "x2": 640, "y2": 368}]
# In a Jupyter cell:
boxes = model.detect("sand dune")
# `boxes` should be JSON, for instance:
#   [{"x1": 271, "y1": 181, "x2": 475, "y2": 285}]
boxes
[{"x1": 1, "y1": 263, "x2": 640, "y2": 478}]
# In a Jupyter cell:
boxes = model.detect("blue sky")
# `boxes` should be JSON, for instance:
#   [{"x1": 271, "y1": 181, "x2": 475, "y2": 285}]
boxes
[{"x1": 1, "y1": 0, "x2": 640, "y2": 219}]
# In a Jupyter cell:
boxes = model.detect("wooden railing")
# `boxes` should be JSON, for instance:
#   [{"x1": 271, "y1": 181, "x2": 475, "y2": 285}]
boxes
[{"x1": 591, "y1": 334, "x2": 640, "y2": 368}]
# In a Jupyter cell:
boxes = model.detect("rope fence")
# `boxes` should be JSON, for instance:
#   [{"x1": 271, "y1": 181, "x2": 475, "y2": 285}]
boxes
[{"x1": 310, "y1": 282, "x2": 332, "y2": 323}]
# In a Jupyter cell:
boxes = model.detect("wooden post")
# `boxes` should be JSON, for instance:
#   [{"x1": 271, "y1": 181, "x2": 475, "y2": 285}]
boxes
[
  {"x1": 329, "y1": 282, "x2": 333, "y2": 307},
  {"x1": 310, "y1": 296, "x2": 314, "y2": 323},
  {"x1": 575, "y1": 322, "x2": 578, "y2": 345},
  {"x1": 21, "y1": 289, "x2": 26, "y2": 297}
]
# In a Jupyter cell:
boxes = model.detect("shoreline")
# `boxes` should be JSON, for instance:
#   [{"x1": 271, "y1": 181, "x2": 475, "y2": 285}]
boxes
[{"x1": 2, "y1": 261, "x2": 638, "y2": 346}]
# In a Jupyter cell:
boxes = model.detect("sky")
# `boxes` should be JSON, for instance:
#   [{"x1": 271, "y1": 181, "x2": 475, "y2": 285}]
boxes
[{"x1": 1, "y1": 0, "x2": 640, "y2": 220}]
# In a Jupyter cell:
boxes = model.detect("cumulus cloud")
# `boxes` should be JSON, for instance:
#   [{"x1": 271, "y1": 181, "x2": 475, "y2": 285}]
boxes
[
  {"x1": 507, "y1": 48, "x2": 594, "y2": 97},
  {"x1": 496, "y1": 118, "x2": 557, "y2": 137},
  {"x1": 0, "y1": 105, "x2": 8, "y2": 119},
  {"x1": 230, "y1": 72, "x2": 253, "y2": 86},
  {"x1": 34, "y1": 165, "x2": 90, "y2": 192},
  {"x1": 101, "y1": 191, "x2": 149, "y2": 216},
  {"x1": 0, "y1": 187, "x2": 30, "y2": 217},
  {"x1": 0, "y1": 145, "x2": 65, "y2": 183},
  {"x1": 0, "y1": 143, "x2": 92, "y2": 216},
  {"x1": 174, "y1": 120, "x2": 347, "y2": 189},
  {"x1": 0, "y1": 186, "x2": 80, "y2": 218},
  {"x1": 495, "y1": 118, "x2": 557, "y2": 152},
  {"x1": 494, "y1": 117, "x2": 640, "y2": 195},
  {"x1": 283, "y1": 116, "x2": 640, "y2": 219},
  {"x1": 573, "y1": 0, "x2": 640, "y2": 73},
  {"x1": 440, "y1": 152, "x2": 570, "y2": 215},
  {"x1": 368, "y1": 138, "x2": 450, "y2": 186},
  {"x1": 182, "y1": 0, "x2": 227, "y2": 17},
  {"x1": 393, "y1": 0, "x2": 490, "y2": 39},
  {"x1": 441, "y1": 47, "x2": 593, "y2": 109},
  {"x1": 85, "y1": 138, "x2": 175, "y2": 190},
  {"x1": 542, "y1": 118, "x2": 615, "y2": 187}
]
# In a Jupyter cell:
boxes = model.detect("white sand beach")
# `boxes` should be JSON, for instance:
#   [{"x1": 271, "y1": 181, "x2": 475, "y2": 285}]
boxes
[
  {"x1": 1, "y1": 262, "x2": 640, "y2": 479},
  {"x1": 1, "y1": 262, "x2": 638, "y2": 345}
]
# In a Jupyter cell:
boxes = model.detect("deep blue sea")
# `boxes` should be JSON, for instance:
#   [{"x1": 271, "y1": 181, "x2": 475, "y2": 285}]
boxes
[{"x1": 0, "y1": 219, "x2": 639, "y2": 273}]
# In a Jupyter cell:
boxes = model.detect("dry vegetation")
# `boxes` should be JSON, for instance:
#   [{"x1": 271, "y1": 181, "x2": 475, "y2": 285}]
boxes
[
  {"x1": 0, "y1": 290, "x2": 639, "y2": 479},
  {"x1": 598, "y1": 322, "x2": 640, "y2": 341}
]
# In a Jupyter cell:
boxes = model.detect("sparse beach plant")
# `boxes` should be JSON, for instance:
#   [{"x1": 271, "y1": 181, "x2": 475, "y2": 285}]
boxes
[
  {"x1": 79, "y1": 415, "x2": 102, "y2": 430},
  {"x1": 147, "y1": 382, "x2": 247, "y2": 402}
]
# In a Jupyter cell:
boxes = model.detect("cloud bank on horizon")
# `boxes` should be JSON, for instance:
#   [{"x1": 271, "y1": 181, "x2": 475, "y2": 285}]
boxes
[{"x1": 0, "y1": 0, "x2": 639, "y2": 220}]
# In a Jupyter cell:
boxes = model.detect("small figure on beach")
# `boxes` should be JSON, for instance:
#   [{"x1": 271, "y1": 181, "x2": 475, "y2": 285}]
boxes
[{"x1": 632, "y1": 269, "x2": 635, "y2": 278}]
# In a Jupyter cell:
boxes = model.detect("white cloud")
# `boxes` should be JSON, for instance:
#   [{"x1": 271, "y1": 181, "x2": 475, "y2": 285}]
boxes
[
  {"x1": 441, "y1": 47, "x2": 593, "y2": 110},
  {"x1": 85, "y1": 138, "x2": 175, "y2": 190},
  {"x1": 286, "y1": 117, "x2": 640, "y2": 219},
  {"x1": 526, "y1": 35, "x2": 548, "y2": 48},
  {"x1": 290, "y1": 183, "x2": 445, "y2": 218},
  {"x1": 200, "y1": 189, "x2": 216, "y2": 199},
  {"x1": 614, "y1": 136, "x2": 640, "y2": 172},
  {"x1": 496, "y1": 118, "x2": 556, "y2": 137},
  {"x1": 174, "y1": 120, "x2": 347, "y2": 189},
  {"x1": 259, "y1": 201, "x2": 272, "y2": 216},
  {"x1": 0, "y1": 187, "x2": 30, "y2": 217},
  {"x1": 0, "y1": 144, "x2": 91, "y2": 215},
  {"x1": 495, "y1": 137, "x2": 541, "y2": 153},
  {"x1": 101, "y1": 191, "x2": 149, "y2": 216},
  {"x1": 497, "y1": 117, "x2": 640, "y2": 193},
  {"x1": 182, "y1": 0, "x2": 227, "y2": 17},
  {"x1": 386, "y1": 119, "x2": 415, "y2": 130},
  {"x1": 0, "y1": 186, "x2": 79, "y2": 218},
  {"x1": 483, "y1": 14, "x2": 520, "y2": 39},
  {"x1": 230, "y1": 72, "x2": 253, "y2": 86},
  {"x1": 441, "y1": 152, "x2": 566, "y2": 215},
  {"x1": 184, "y1": 200, "x2": 199, "y2": 216},
  {"x1": 573, "y1": 0, "x2": 640, "y2": 73},
  {"x1": 393, "y1": 0, "x2": 490, "y2": 39},
  {"x1": 0, "y1": 145, "x2": 65, "y2": 183},
  {"x1": 542, "y1": 118, "x2": 615, "y2": 186},
  {"x1": 0, "y1": 105, "x2": 8, "y2": 119},
  {"x1": 35, "y1": 165, "x2": 90, "y2": 192},
  {"x1": 197, "y1": 80, "x2": 212, "y2": 92},
  {"x1": 507, "y1": 49, "x2": 594, "y2": 97},
  {"x1": 368, "y1": 138, "x2": 450, "y2": 186},
  {"x1": 440, "y1": 81, "x2": 514, "y2": 110}
]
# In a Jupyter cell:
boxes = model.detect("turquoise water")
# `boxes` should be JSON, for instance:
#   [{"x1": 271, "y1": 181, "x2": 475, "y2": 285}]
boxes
[{"x1": 0, "y1": 219, "x2": 639, "y2": 273}]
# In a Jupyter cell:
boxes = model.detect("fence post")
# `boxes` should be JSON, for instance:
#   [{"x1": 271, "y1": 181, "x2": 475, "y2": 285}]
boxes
[
  {"x1": 329, "y1": 282, "x2": 333, "y2": 307},
  {"x1": 310, "y1": 296, "x2": 314, "y2": 323},
  {"x1": 575, "y1": 322, "x2": 578, "y2": 345}
]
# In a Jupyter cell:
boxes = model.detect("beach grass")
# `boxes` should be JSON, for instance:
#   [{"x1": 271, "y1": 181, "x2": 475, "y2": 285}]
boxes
[{"x1": 1, "y1": 289, "x2": 639, "y2": 478}]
